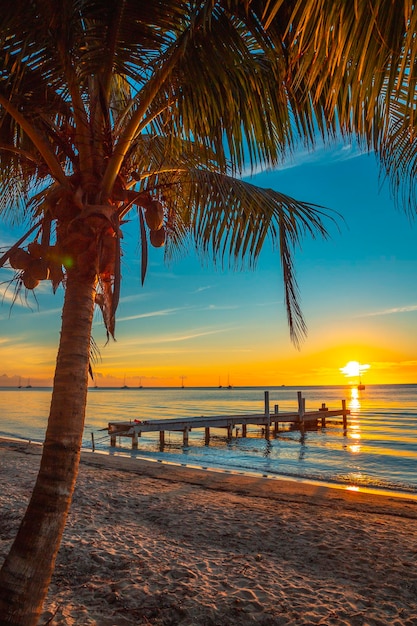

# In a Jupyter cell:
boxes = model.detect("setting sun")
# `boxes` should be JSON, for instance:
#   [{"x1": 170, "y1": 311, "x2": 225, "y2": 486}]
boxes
[{"x1": 340, "y1": 361, "x2": 370, "y2": 378}]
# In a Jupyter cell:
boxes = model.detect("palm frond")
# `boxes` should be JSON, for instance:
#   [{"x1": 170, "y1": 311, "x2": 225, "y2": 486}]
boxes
[
  {"x1": 130, "y1": 167, "x2": 334, "y2": 346},
  {"x1": 376, "y1": 96, "x2": 417, "y2": 217}
]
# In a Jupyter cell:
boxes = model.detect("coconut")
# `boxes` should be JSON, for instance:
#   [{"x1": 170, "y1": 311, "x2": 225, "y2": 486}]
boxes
[
  {"x1": 9, "y1": 248, "x2": 31, "y2": 270},
  {"x1": 22, "y1": 271, "x2": 40, "y2": 290},
  {"x1": 150, "y1": 226, "x2": 166, "y2": 248},
  {"x1": 28, "y1": 258, "x2": 49, "y2": 280},
  {"x1": 145, "y1": 200, "x2": 164, "y2": 231},
  {"x1": 27, "y1": 241, "x2": 46, "y2": 259}
]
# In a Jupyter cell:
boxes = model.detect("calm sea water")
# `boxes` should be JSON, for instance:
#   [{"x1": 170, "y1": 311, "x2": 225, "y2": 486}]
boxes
[{"x1": 1, "y1": 384, "x2": 416, "y2": 496}]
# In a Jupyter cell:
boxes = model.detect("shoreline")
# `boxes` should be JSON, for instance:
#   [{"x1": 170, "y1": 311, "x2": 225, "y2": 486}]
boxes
[
  {"x1": 3, "y1": 437, "x2": 417, "y2": 516},
  {"x1": 99, "y1": 451, "x2": 417, "y2": 503},
  {"x1": 1, "y1": 438, "x2": 417, "y2": 624},
  {"x1": 3, "y1": 435, "x2": 417, "y2": 504}
]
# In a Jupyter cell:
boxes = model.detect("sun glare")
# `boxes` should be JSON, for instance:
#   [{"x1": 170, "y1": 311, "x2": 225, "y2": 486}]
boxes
[{"x1": 340, "y1": 360, "x2": 370, "y2": 378}]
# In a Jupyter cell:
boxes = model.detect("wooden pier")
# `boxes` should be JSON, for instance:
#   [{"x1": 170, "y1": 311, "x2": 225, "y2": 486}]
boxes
[{"x1": 107, "y1": 391, "x2": 350, "y2": 450}]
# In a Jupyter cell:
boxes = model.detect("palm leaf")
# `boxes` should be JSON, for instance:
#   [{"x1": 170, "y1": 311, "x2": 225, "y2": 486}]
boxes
[{"x1": 127, "y1": 166, "x2": 334, "y2": 346}]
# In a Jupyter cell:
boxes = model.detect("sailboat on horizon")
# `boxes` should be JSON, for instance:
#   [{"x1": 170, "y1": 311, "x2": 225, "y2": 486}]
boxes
[
  {"x1": 357, "y1": 376, "x2": 365, "y2": 391},
  {"x1": 357, "y1": 364, "x2": 367, "y2": 390}
]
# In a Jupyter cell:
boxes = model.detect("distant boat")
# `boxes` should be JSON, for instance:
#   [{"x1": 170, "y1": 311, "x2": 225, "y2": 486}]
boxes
[
  {"x1": 25, "y1": 379, "x2": 32, "y2": 388},
  {"x1": 357, "y1": 375, "x2": 365, "y2": 390},
  {"x1": 121, "y1": 375, "x2": 129, "y2": 389},
  {"x1": 17, "y1": 377, "x2": 22, "y2": 389}
]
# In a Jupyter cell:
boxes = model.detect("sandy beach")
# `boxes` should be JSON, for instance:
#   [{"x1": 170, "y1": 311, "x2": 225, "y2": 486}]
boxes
[{"x1": 1, "y1": 439, "x2": 417, "y2": 625}]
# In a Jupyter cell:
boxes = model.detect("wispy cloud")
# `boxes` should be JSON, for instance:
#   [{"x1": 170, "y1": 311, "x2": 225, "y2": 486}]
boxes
[
  {"x1": 241, "y1": 142, "x2": 365, "y2": 180},
  {"x1": 0, "y1": 336, "x2": 14, "y2": 345},
  {"x1": 154, "y1": 328, "x2": 228, "y2": 343},
  {"x1": 116, "y1": 306, "x2": 190, "y2": 323},
  {"x1": 119, "y1": 293, "x2": 151, "y2": 305},
  {"x1": 205, "y1": 304, "x2": 239, "y2": 311},
  {"x1": 0, "y1": 287, "x2": 19, "y2": 307},
  {"x1": 0, "y1": 298, "x2": 64, "y2": 318},
  {"x1": 358, "y1": 304, "x2": 417, "y2": 318},
  {"x1": 192, "y1": 285, "x2": 212, "y2": 294},
  {"x1": 117, "y1": 327, "x2": 230, "y2": 348},
  {"x1": 369, "y1": 359, "x2": 417, "y2": 371}
]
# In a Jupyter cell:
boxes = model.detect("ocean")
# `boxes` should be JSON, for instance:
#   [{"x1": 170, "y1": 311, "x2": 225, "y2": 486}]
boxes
[{"x1": 1, "y1": 384, "x2": 416, "y2": 496}]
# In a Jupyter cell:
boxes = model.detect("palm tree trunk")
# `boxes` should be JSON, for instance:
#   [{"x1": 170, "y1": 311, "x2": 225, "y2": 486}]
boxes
[{"x1": 0, "y1": 271, "x2": 96, "y2": 625}]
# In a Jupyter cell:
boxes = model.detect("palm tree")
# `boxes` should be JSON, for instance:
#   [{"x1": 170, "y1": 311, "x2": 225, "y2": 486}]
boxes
[{"x1": 0, "y1": 1, "x2": 415, "y2": 623}]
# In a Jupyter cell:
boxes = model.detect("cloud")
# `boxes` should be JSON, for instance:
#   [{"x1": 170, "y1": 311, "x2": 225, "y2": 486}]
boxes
[
  {"x1": 0, "y1": 337, "x2": 14, "y2": 345},
  {"x1": 116, "y1": 307, "x2": 189, "y2": 322},
  {"x1": 241, "y1": 141, "x2": 365, "y2": 179},
  {"x1": 116, "y1": 327, "x2": 230, "y2": 348},
  {"x1": 370, "y1": 359, "x2": 417, "y2": 371},
  {"x1": 145, "y1": 328, "x2": 229, "y2": 344},
  {"x1": 0, "y1": 287, "x2": 19, "y2": 307},
  {"x1": 0, "y1": 299, "x2": 63, "y2": 319},
  {"x1": 206, "y1": 304, "x2": 239, "y2": 311},
  {"x1": 118, "y1": 293, "x2": 151, "y2": 304},
  {"x1": 358, "y1": 304, "x2": 417, "y2": 317}
]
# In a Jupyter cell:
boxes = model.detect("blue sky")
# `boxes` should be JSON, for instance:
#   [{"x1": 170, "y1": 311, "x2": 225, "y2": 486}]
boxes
[{"x1": 1, "y1": 142, "x2": 416, "y2": 387}]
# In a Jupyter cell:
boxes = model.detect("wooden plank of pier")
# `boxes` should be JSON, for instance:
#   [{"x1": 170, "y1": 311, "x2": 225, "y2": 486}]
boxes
[{"x1": 107, "y1": 392, "x2": 350, "y2": 449}]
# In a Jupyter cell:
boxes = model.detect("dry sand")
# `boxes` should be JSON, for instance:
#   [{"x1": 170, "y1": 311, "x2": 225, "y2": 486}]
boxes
[{"x1": 1, "y1": 438, "x2": 417, "y2": 625}]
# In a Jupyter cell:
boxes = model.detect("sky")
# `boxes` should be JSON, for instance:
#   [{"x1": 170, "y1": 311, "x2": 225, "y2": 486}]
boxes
[{"x1": 1, "y1": 141, "x2": 416, "y2": 388}]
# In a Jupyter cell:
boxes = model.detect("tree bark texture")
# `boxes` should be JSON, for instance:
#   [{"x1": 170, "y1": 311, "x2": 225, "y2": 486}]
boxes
[{"x1": 0, "y1": 271, "x2": 96, "y2": 625}]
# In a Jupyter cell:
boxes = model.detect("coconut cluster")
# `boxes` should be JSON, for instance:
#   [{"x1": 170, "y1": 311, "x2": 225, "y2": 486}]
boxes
[
  {"x1": 8, "y1": 186, "x2": 167, "y2": 293},
  {"x1": 144, "y1": 199, "x2": 166, "y2": 247},
  {"x1": 9, "y1": 242, "x2": 64, "y2": 291}
]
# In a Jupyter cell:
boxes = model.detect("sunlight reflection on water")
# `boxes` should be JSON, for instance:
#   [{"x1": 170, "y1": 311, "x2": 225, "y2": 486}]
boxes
[{"x1": 1, "y1": 384, "x2": 417, "y2": 495}]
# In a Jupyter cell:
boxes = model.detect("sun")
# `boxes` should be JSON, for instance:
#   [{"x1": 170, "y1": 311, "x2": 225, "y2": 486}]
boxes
[
  {"x1": 340, "y1": 361, "x2": 361, "y2": 377},
  {"x1": 340, "y1": 361, "x2": 370, "y2": 378}
]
